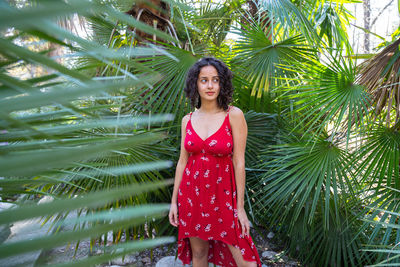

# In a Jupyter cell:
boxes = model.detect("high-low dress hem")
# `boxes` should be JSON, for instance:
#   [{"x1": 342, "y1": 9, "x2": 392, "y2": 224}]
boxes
[{"x1": 178, "y1": 235, "x2": 259, "y2": 266}]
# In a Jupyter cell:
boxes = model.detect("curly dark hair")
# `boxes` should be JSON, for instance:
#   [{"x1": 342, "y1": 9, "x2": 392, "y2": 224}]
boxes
[{"x1": 184, "y1": 57, "x2": 233, "y2": 111}]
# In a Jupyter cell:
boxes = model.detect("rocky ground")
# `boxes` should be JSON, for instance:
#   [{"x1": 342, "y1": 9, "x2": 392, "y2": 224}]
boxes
[{"x1": 37, "y1": 226, "x2": 299, "y2": 266}]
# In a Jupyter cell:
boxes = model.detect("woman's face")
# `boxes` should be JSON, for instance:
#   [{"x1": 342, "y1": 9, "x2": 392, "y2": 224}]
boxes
[{"x1": 197, "y1": 65, "x2": 220, "y2": 103}]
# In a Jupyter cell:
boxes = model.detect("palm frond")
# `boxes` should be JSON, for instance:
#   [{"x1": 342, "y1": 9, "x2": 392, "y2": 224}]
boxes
[
  {"x1": 231, "y1": 17, "x2": 316, "y2": 112},
  {"x1": 280, "y1": 54, "x2": 371, "y2": 142},
  {"x1": 357, "y1": 38, "x2": 400, "y2": 126},
  {"x1": 0, "y1": 0, "x2": 179, "y2": 264},
  {"x1": 255, "y1": 133, "x2": 355, "y2": 230},
  {"x1": 257, "y1": 0, "x2": 318, "y2": 43}
]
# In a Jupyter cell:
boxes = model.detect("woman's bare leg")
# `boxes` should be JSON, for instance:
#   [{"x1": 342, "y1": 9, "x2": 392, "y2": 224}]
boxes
[
  {"x1": 189, "y1": 237, "x2": 209, "y2": 267},
  {"x1": 227, "y1": 244, "x2": 258, "y2": 267}
]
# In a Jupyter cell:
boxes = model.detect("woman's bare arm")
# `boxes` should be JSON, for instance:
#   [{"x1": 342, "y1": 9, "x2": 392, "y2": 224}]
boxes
[
  {"x1": 169, "y1": 115, "x2": 190, "y2": 227},
  {"x1": 229, "y1": 106, "x2": 250, "y2": 236}
]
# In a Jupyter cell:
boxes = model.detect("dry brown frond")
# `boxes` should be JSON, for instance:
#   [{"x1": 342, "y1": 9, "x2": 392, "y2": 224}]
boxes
[{"x1": 357, "y1": 38, "x2": 400, "y2": 126}]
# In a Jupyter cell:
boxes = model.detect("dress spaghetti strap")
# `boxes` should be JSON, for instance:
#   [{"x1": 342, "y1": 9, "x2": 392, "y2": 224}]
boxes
[{"x1": 226, "y1": 105, "x2": 232, "y2": 115}]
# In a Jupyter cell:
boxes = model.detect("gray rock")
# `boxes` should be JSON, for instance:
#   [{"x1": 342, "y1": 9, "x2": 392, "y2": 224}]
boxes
[
  {"x1": 262, "y1": 250, "x2": 278, "y2": 260},
  {"x1": 155, "y1": 256, "x2": 186, "y2": 267},
  {"x1": 111, "y1": 254, "x2": 137, "y2": 265},
  {"x1": 0, "y1": 218, "x2": 52, "y2": 267},
  {"x1": 107, "y1": 231, "x2": 114, "y2": 242},
  {"x1": 141, "y1": 256, "x2": 151, "y2": 264},
  {"x1": 0, "y1": 202, "x2": 15, "y2": 210},
  {"x1": 267, "y1": 232, "x2": 274, "y2": 239},
  {"x1": 38, "y1": 196, "x2": 53, "y2": 204}
]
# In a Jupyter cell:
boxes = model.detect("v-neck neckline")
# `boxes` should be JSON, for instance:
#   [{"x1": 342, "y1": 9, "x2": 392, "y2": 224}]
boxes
[{"x1": 189, "y1": 112, "x2": 229, "y2": 142}]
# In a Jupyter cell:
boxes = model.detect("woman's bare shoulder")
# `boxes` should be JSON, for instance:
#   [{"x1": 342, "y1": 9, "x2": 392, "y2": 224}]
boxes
[
  {"x1": 181, "y1": 114, "x2": 190, "y2": 127},
  {"x1": 182, "y1": 114, "x2": 190, "y2": 121},
  {"x1": 229, "y1": 106, "x2": 244, "y2": 119}
]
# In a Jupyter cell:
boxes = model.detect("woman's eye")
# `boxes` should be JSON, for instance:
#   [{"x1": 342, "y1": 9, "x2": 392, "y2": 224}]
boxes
[{"x1": 213, "y1": 78, "x2": 219, "y2": 82}]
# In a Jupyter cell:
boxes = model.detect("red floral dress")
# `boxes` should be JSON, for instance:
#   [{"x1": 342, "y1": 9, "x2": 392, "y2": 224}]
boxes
[{"x1": 177, "y1": 106, "x2": 262, "y2": 267}]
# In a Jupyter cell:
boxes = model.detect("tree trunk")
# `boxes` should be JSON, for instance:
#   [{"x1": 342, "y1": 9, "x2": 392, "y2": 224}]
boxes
[
  {"x1": 242, "y1": 0, "x2": 272, "y2": 42},
  {"x1": 126, "y1": 0, "x2": 170, "y2": 44},
  {"x1": 363, "y1": 0, "x2": 370, "y2": 53}
]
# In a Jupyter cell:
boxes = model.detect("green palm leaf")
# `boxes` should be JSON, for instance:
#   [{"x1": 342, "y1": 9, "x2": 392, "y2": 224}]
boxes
[
  {"x1": 132, "y1": 44, "x2": 199, "y2": 119},
  {"x1": 282, "y1": 55, "x2": 371, "y2": 141},
  {"x1": 231, "y1": 17, "x2": 316, "y2": 112},
  {"x1": 258, "y1": 0, "x2": 318, "y2": 43},
  {"x1": 0, "y1": 0, "x2": 180, "y2": 265},
  {"x1": 256, "y1": 134, "x2": 354, "y2": 230}
]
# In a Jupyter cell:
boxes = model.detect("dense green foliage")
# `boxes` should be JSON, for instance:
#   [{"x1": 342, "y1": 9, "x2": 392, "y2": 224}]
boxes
[{"x1": 2, "y1": 0, "x2": 400, "y2": 266}]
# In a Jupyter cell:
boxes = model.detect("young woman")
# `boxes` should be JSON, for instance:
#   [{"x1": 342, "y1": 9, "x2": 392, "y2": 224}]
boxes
[{"x1": 169, "y1": 57, "x2": 261, "y2": 267}]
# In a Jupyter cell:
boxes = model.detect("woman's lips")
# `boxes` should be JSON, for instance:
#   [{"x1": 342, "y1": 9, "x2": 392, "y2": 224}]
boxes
[{"x1": 206, "y1": 92, "x2": 215, "y2": 95}]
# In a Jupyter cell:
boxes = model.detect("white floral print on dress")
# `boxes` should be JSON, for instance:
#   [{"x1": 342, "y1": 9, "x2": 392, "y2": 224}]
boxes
[
  {"x1": 210, "y1": 194, "x2": 216, "y2": 204},
  {"x1": 179, "y1": 219, "x2": 186, "y2": 227},
  {"x1": 200, "y1": 156, "x2": 209, "y2": 161},
  {"x1": 225, "y1": 125, "x2": 231, "y2": 136},
  {"x1": 209, "y1": 139, "x2": 217, "y2": 146}
]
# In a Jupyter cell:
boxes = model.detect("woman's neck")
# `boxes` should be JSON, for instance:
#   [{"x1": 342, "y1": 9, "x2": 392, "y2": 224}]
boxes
[{"x1": 198, "y1": 101, "x2": 223, "y2": 114}]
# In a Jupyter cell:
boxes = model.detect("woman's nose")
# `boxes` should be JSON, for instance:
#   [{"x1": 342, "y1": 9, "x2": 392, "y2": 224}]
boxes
[{"x1": 207, "y1": 80, "x2": 213, "y2": 88}]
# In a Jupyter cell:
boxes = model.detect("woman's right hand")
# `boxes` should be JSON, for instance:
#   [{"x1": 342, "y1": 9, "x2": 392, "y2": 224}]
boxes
[{"x1": 169, "y1": 203, "x2": 179, "y2": 227}]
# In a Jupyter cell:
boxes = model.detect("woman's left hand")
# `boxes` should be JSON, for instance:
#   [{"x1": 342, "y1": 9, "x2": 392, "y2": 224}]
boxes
[{"x1": 237, "y1": 208, "x2": 250, "y2": 238}]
